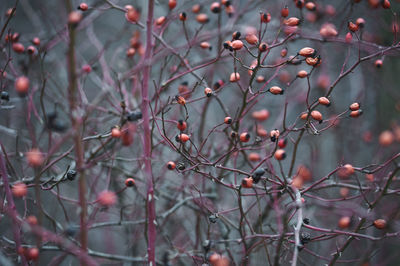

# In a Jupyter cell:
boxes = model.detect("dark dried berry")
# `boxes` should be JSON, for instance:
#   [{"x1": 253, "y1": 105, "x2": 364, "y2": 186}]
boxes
[
  {"x1": 300, "y1": 232, "x2": 311, "y2": 245},
  {"x1": 1, "y1": 91, "x2": 10, "y2": 101},
  {"x1": 67, "y1": 170, "x2": 77, "y2": 181},
  {"x1": 127, "y1": 110, "x2": 142, "y2": 121},
  {"x1": 303, "y1": 218, "x2": 310, "y2": 224},
  {"x1": 176, "y1": 162, "x2": 185, "y2": 171},
  {"x1": 209, "y1": 213, "x2": 219, "y2": 223}
]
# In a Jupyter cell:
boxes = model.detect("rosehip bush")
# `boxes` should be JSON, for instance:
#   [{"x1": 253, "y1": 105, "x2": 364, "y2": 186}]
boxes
[{"x1": 1, "y1": 0, "x2": 400, "y2": 265}]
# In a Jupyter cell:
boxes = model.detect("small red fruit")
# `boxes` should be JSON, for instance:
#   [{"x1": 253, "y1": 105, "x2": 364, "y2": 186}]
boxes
[
  {"x1": 68, "y1": 11, "x2": 82, "y2": 24},
  {"x1": 97, "y1": 190, "x2": 117, "y2": 207},
  {"x1": 204, "y1": 87, "x2": 213, "y2": 97},
  {"x1": 26, "y1": 215, "x2": 38, "y2": 225},
  {"x1": 111, "y1": 127, "x2": 121, "y2": 138},
  {"x1": 12, "y1": 42, "x2": 25, "y2": 53},
  {"x1": 224, "y1": 117, "x2": 232, "y2": 124},
  {"x1": 251, "y1": 109, "x2": 269, "y2": 121},
  {"x1": 374, "y1": 59, "x2": 383, "y2": 68},
  {"x1": 269, "y1": 86, "x2": 283, "y2": 95},
  {"x1": 311, "y1": 110, "x2": 323, "y2": 122},
  {"x1": 242, "y1": 177, "x2": 254, "y2": 188},
  {"x1": 373, "y1": 219, "x2": 387, "y2": 229},
  {"x1": 177, "y1": 120, "x2": 187, "y2": 131},
  {"x1": 167, "y1": 161, "x2": 176, "y2": 170},
  {"x1": 318, "y1": 97, "x2": 331, "y2": 106},
  {"x1": 230, "y1": 72, "x2": 240, "y2": 82},
  {"x1": 125, "y1": 178, "x2": 135, "y2": 187},
  {"x1": 274, "y1": 149, "x2": 286, "y2": 160},
  {"x1": 177, "y1": 133, "x2": 190, "y2": 143},
  {"x1": 12, "y1": 182, "x2": 27, "y2": 198},
  {"x1": 338, "y1": 216, "x2": 351, "y2": 229},
  {"x1": 239, "y1": 132, "x2": 250, "y2": 142},
  {"x1": 79, "y1": 3, "x2": 88, "y2": 11},
  {"x1": 26, "y1": 148, "x2": 44, "y2": 167},
  {"x1": 169, "y1": 0, "x2": 177, "y2": 10},
  {"x1": 27, "y1": 247, "x2": 39, "y2": 260},
  {"x1": 278, "y1": 138, "x2": 287, "y2": 148},
  {"x1": 281, "y1": 6, "x2": 289, "y2": 17}
]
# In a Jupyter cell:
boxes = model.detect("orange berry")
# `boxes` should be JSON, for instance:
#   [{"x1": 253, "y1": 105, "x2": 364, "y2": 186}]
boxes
[
  {"x1": 155, "y1": 16, "x2": 166, "y2": 26},
  {"x1": 15, "y1": 76, "x2": 30, "y2": 95},
  {"x1": 167, "y1": 161, "x2": 176, "y2": 170},
  {"x1": 374, "y1": 59, "x2": 383, "y2": 68},
  {"x1": 278, "y1": 138, "x2": 287, "y2": 149},
  {"x1": 256, "y1": 75, "x2": 265, "y2": 83},
  {"x1": 320, "y1": 23, "x2": 338, "y2": 38},
  {"x1": 26, "y1": 148, "x2": 44, "y2": 167},
  {"x1": 200, "y1": 42, "x2": 212, "y2": 50},
  {"x1": 210, "y1": 2, "x2": 221, "y2": 13},
  {"x1": 300, "y1": 112, "x2": 308, "y2": 120},
  {"x1": 280, "y1": 48, "x2": 288, "y2": 57},
  {"x1": 111, "y1": 127, "x2": 121, "y2": 138},
  {"x1": 350, "y1": 109, "x2": 363, "y2": 118},
  {"x1": 251, "y1": 109, "x2": 269, "y2": 121},
  {"x1": 373, "y1": 219, "x2": 387, "y2": 229},
  {"x1": 310, "y1": 110, "x2": 323, "y2": 121},
  {"x1": 204, "y1": 87, "x2": 213, "y2": 97},
  {"x1": 305, "y1": 2, "x2": 316, "y2": 11},
  {"x1": 68, "y1": 11, "x2": 82, "y2": 24},
  {"x1": 257, "y1": 128, "x2": 268, "y2": 137},
  {"x1": 179, "y1": 12, "x2": 187, "y2": 21},
  {"x1": 269, "y1": 86, "x2": 284, "y2": 95},
  {"x1": 230, "y1": 72, "x2": 240, "y2": 82},
  {"x1": 299, "y1": 47, "x2": 315, "y2": 57},
  {"x1": 168, "y1": 0, "x2": 177, "y2": 10},
  {"x1": 192, "y1": 4, "x2": 201, "y2": 13},
  {"x1": 381, "y1": 0, "x2": 391, "y2": 9},
  {"x1": 270, "y1": 129, "x2": 280, "y2": 142},
  {"x1": 248, "y1": 153, "x2": 261, "y2": 162},
  {"x1": 240, "y1": 132, "x2": 250, "y2": 142},
  {"x1": 97, "y1": 191, "x2": 117, "y2": 207},
  {"x1": 196, "y1": 13, "x2": 209, "y2": 23},
  {"x1": 242, "y1": 177, "x2": 254, "y2": 188},
  {"x1": 281, "y1": 6, "x2": 289, "y2": 17},
  {"x1": 26, "y1": 215, "x2": 38, "y2": 225},
  {"x1": 338, "y1": 216, "x2": 351, "y2": 229},
  {"x1": 297, "y1": 70, "x2": 308, "y2": 78},
  {"x1": 32, "y1": 37, "x2": 40, "y2": 46},
  {"x1": 245, "y1": 34, "x2": 258, "y2": 45},
  {"x1": 125, "y1": 7, "x2": 140, "y2": 23},
  {"x1": 12, "y1": 42, "x2": 25, "y2": 53},
  {"x1": 318, "y1": 97, "x2": 331, "y2": 106},
  {"x1": 379, "y1": 130, "x2": 394, "y2": 146},
  {"x1": 338, "y1": 164, "x2": 355, "y2": 179},
  {"x1": 348, "y1": 21, "x2": 359, "y2": 32},
  {"x1": 284, "y1": 17, "x2": 300, "y2": 26},
  {"x1": 224, "y1": 116, "x2": 232, "y2": 124},
  {"x1": 79, "y1": 3, "x2": 88, "y2": 11},
  {"x1": 125, "y1": 178, "x2": 135, "y2": 187},
  {"x1": 349, "y1": 102, "x2": 360, "y2": 111},
  {"x1": 178, "y1": 133, "x2": 190, "y2": 143},
  {"x1": 274, "y1": 149, "x2": 286, "y2": 160},
  {"x1": 175, "y1": 95, "x2": 186, "y2": 105},
  {"x1": 27, "y1": 247, "x2": 39, "y2": 260},
  {"x1": 260, "y1": 12, "x2": 271, "y2": 23},
  {"x1": 258, "y1": 42, "x2": 268, "y2": 52},
  {"x1": 305, "y1": 56, "x2": 321, "y2": 67},
  {"x1": 356, "y1": 18, "x2": 365, "y2": 28},
  {"x1": 231, "y1": 40, "x2": 243, "y2": 50},
  {"x1": 345, "y1": 32, "x2": 353, "y2": 43},
  {"x1": 12, "y1": 182, "x2": 27, "y2": 198},
  {"x1": 177, "y1": 120, "x2": 187, "y2": 131}
]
